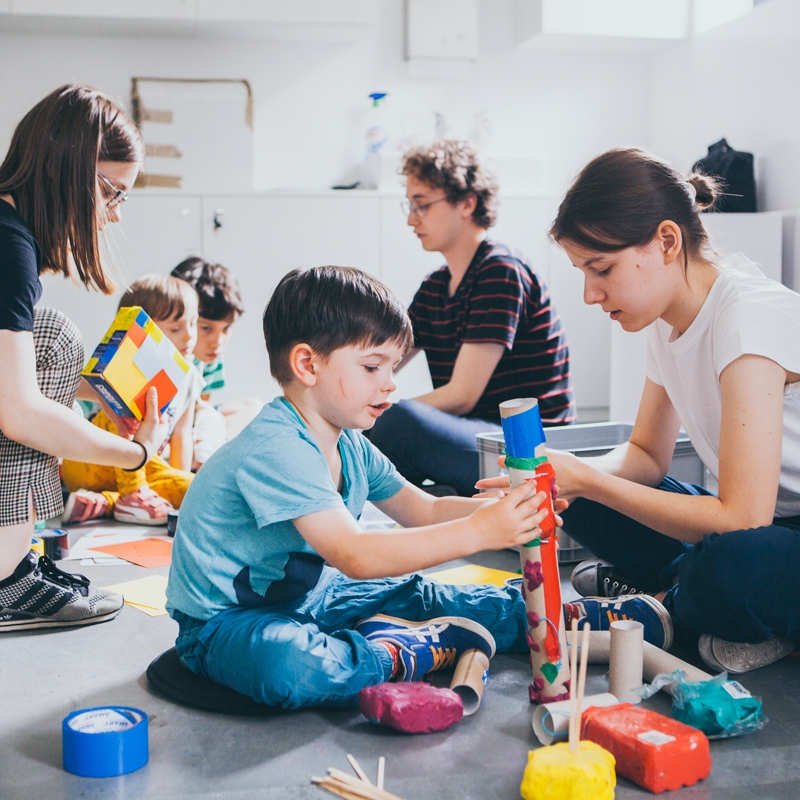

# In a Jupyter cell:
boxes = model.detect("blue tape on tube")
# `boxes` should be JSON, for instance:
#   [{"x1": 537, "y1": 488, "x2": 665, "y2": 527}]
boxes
[
  {"x1": 62, "y1": 706, "x2": 148, "y2": 778},
  {"x1": 500, "y1": 403, "x2": 546, "y2": 459}
]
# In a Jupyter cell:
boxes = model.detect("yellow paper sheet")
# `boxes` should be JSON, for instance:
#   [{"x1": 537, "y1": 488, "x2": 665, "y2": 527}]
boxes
[
  {"x1": 426, "y1": 564, "x2": 519, "y2": 587},
  {"x1": 103, "y1": 574, "x2": 168, "y2": 616}
]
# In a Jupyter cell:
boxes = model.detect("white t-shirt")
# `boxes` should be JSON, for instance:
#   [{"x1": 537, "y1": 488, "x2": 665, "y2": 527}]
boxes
[
  {"x1": 646, "y1": 253, "x2": 800, "y2": 519},
  {"x1": 164, "y1": 364, "x2": 204, "y2": 437}
]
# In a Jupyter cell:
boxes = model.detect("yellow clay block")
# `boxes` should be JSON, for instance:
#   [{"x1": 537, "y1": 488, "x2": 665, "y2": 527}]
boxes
[{"x1": 520, "y1": 740, "x2": 616, "y2": 800}]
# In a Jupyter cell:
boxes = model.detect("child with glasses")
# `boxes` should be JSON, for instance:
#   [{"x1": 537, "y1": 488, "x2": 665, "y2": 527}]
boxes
[{"x1": 62, "y1": 275, "x2": 204, "y2": 525}]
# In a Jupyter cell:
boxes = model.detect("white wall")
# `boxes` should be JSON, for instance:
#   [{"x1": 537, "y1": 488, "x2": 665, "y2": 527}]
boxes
[
  {"x1": 0, "y1": 0, "x2": 651, "y2": 197},
  {"x1": 2, "y1": 0, "x2": 656, "y2": 412},
  {"x1": 650, "y1": 0, "x2": 800, "y2": 212}
]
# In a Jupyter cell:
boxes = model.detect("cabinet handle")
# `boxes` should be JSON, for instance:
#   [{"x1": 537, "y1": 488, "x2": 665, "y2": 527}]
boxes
[{"x1": 213, "y1": 208, "x2": 224, "y2": 231}]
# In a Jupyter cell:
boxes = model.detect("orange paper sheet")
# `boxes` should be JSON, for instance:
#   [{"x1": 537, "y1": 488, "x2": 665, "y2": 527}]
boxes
[{"x1": 89, "y1": 537, "x2": 172, "y2": 569}]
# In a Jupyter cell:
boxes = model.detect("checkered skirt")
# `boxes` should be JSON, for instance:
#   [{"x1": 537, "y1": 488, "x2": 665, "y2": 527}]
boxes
[{"x1": 0, "y1": 307, "x2": 84, "y2": 526}]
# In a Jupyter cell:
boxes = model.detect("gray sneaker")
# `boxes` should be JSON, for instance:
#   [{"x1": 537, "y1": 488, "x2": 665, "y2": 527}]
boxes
[
  {"x1": 698, "y1": 633, "x2": 796, "y2": 674},
  {"x1": 0, "y1": 551, "x2": 123, "y2": 632},
  {"x1": 570, "y1": 559, "x2": 642, "y2": 598}
]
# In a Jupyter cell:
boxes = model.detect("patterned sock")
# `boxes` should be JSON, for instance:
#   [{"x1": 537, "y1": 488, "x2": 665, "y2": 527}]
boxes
[
  {"x1": 379, "y1": 642, "x2": 401, "y2": 679},
  {"x1": 563, "y1": 601, "x2": 585, "y2": 627}
]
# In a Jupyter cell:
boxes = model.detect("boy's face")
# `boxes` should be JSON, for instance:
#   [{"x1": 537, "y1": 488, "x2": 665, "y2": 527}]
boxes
[
  {"x1": 157, "y1": 305, "x2": 198, "y2": 359},
  {"x1": 194, "y1": 314, "x2": 236, "y2": 364},
  {"x1": 311, "y1": 341, "x2": 404, "y2": 431}
]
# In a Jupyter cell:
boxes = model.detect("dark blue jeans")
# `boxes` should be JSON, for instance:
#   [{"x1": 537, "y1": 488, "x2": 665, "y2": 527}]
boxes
[
  {"x1": 368, "y1": 399, "x2": 502, "y2": 496},
  {"x1": 561, "y1": 477, "x2": 800, "y2": 644}
]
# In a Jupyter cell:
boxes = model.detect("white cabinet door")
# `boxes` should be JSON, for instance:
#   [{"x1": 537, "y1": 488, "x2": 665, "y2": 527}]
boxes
[
  {"x1": 200, "y1": 194, "x2": 381, "y2": 403},
  {"x1": 39, "y1": 194, "x2": 202, "y2": 365}
]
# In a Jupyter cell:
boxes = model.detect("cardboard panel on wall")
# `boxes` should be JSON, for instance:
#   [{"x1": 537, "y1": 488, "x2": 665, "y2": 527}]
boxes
[{"x1": 132, "y1": 78, "x2": 253, "y2": 193}]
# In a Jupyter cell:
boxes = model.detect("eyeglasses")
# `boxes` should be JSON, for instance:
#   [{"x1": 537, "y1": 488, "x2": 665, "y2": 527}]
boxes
[
  {"x1": 98, "y1": 172, "x2": 128, "y2": 210},
  {"x1": 400, "y1": 196, "x2": 447, "y2": 218}
]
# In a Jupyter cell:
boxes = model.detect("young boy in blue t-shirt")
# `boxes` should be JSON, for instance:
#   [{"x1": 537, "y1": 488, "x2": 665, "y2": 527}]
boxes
[{"x1": 166, "y1": 266, "x2": 665, "y2": 709}]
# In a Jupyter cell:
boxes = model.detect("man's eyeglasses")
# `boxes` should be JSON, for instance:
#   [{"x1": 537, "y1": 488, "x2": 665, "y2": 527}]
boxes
[
  {"x1": 400, "y1": 196, "x2": 447, "y2": 218},
  {"x1": 98, "y1": 172, "x2": 128, "y2": 210}
]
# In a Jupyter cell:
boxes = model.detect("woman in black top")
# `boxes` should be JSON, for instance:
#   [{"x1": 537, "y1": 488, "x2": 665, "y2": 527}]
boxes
[{"x1": 0, "y1": 85, "x2": 168, "y2": 631}]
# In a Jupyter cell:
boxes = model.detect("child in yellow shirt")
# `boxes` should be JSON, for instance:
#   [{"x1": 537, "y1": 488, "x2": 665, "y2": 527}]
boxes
[{"x1": 62, "y1": 275, "x2": 204, "y2": 524}]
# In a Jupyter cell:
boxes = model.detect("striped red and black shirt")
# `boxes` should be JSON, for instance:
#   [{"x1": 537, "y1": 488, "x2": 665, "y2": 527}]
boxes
[{"x1": 408, "y1": 239, "x2": 576, "y2": 425}]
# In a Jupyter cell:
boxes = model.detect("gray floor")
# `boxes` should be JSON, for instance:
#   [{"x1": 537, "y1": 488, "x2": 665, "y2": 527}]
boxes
[{"x1": 2, "y1": 540, "x2": 799, "y2": 799}]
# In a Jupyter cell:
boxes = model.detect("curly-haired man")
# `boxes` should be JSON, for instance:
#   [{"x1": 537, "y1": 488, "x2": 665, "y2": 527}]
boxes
[{"x1": 369, "y1": 140, "x2": 576, "y2": 496}]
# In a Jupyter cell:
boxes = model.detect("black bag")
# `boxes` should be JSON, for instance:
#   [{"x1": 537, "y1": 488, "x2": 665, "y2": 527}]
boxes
[{"x1": 693, "y1": 138, "x2": 756, "y2": 213}]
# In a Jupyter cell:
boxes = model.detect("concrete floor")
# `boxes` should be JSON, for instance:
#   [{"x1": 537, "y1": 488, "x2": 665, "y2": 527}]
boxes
[{"x1": 2, "y1": 538, "x2": 799, "y2": 800}]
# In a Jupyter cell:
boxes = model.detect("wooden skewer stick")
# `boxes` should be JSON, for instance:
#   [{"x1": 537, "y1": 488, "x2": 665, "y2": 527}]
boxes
[
  {"x1": 575, "y1": 621, "x2": 591, "y2": 746},
  {"x1": 327, "y1": 768, "x2": 406, "y2": 800},
  {"x1": 313, "y1": 776, "x2": 368, "y2": 800},
  {"x1": 568, "y1": 616, "x2": 579, "y2": 753},
  {"x1": 347, "y1": 753, "x2": 373, "y2": 785},
  {"x1": 377, "y1": 756, "x2": 385, "y2": 791}
]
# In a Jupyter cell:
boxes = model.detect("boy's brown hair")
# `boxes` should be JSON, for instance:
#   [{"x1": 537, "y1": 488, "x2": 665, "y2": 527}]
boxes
[
  {"x1": 119, "y1": 274, "x2": 198, "y2": 321},
  {"x1": 402, "y1": 140, "x2": 499, "y2": 229},
  {"x1": 171, "y1": 257, "x2": 245, "y2": 321},
  {"x1": 263, "y1": 266, "x2": 414, "y2": 386}
]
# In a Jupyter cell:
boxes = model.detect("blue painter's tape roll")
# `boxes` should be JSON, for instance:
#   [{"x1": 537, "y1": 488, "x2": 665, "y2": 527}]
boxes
[
  {"x1": 62, "y1": 706, "x2": 148, "y2": 778},
  {"x1": 500, "y1": 403, "x2": 546, "y2": 459}
]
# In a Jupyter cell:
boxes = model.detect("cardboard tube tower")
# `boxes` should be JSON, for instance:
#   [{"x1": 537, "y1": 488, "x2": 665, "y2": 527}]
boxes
[{"x1": 499, "y1": 398, "x2": 570, "y2": 704}]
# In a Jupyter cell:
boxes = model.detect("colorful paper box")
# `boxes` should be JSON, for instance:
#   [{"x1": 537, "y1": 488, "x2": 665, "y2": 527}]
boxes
[{"x1": 82, "y1": 306, "x2": 189, "y2": 420}]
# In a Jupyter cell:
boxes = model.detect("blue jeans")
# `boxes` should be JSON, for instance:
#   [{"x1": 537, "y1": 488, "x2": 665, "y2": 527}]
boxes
[
  {"x1": 368, "y1": 399, "x2": 502, "y2": 496},
  {"x1": 561, "y1": 477, "x2": 800, "y2": 644},
  {"x1": 174, "y1": 568, "x2": 528, "y2": 710}
]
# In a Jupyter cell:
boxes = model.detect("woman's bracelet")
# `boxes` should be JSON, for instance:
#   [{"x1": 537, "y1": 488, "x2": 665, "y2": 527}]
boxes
[{"x1": 123, "y1": 440, "x2": 149, "y2": 472}]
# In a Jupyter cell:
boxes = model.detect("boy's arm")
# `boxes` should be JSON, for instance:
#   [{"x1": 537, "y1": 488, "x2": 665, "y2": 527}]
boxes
[
  {"x1": 293, "y1": 482, "x2": 547, "y2": 580},
  {"x1": 169, "y1": 403, "x2": 195, "y2": 471},
  {"x1": 373, "y1": 482, "x2": 489, "y2": 528}
]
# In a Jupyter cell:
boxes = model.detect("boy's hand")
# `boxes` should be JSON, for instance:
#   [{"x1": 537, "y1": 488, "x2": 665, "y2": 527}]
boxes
[
  {"x1": 468, "y1": 482, "x2": 551, "y2": 550},
  {"x1": 132, "y1": 387, "x2": 170, "y2": 460}
]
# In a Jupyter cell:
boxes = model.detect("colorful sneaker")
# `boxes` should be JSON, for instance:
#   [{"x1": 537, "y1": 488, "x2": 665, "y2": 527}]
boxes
[
  {"x1": 62, "y1": 490, "x2": 109, "y2": 525},
  {"x1": 570, "y1": 559, "x2": 642, "y2": 598},
  {"x1": 564, "y1": 594, "x2": 673, "y2": 650},
  {"x1": 0, "y1": 551, "x2": 123, "y2": 631},
  {"x1": 355, "y1": 614, "x2": 496, "y2": 682},
  {"x1": 698, "y1": 633, "x2": 796, "y2": 674},
  {"x1": 114, "y1": 486, "x2": 174, "y2": 526}
]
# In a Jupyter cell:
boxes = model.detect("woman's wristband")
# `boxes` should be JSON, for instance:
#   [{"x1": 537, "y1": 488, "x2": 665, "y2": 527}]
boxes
[{"x1": 123, "y1": 440, "x2": 149, "y2": 472}]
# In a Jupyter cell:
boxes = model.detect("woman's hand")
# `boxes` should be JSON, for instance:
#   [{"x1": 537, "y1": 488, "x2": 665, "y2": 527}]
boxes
[
  {"x1": 131, "y1": 387, "x2": 170, "y2": 462},
  {"x1": 473, "y1": 455, "x2": 570, "y2": 527}
]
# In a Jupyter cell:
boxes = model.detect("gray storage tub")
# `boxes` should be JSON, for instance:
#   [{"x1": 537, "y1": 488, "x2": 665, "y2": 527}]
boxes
[{"x1": 476, "y1": 422, "x2": 705, "y2": 564}]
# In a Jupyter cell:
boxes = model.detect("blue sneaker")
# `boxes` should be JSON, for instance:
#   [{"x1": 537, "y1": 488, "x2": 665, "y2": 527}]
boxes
[
  {"x1": 355, "y1": 614, "x2": 496, "y2": 682},
  {"x1": 564, "y1": 594, "x2": 673, "y2": 650}
]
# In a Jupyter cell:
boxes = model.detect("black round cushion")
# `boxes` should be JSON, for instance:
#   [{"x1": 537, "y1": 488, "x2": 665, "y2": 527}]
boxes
[{"x1": 146, "y1": 647, "x2": 284, "y2": 716}]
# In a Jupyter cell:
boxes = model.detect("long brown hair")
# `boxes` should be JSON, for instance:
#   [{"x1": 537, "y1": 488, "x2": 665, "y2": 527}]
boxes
[
  {"x1": 0, "y1": 85, "x2": 144, "y2": 294},
  {"x1": 550, "y1": 148, "x2": 720, "y2": 271}
]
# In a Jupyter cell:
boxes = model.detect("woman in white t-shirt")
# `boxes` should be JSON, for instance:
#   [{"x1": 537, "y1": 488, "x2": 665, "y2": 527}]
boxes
[{"x1": 479, "y1": 147, "x2": 800, "y2": 674}]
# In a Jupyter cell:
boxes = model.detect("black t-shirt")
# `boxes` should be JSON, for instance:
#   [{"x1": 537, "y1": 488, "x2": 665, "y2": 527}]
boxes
[{"x1": 0, "y1": 197, "x2": 43, "y2": 332}]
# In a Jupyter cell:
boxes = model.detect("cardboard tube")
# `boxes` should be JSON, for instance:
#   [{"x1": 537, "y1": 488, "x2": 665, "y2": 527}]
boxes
[
  {"x1": 609, "y1": 620, "x2": 644, "y2": 704},
  {"x1": 566, "y1": 631, "x2": 712, "y2": 693},
  {"x1": 449, "y1": 649, "x2": 490, "y2": 716},
  {"x1": 532, "y1": 693, "x2": 619, "y2": 745}
]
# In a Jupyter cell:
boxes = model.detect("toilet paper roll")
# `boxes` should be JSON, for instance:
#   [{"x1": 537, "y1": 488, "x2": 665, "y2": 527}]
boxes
[
  {"x1": 566, "y1": 631, "x2": 712, "y2": 692},
  {"x1": 449, "y1": 649, "x2": 490, "y2": 716},
  {"x1": 609, "y1": 620, "x2": 644, "y2": 704},
  {"x1": 532, "y1": 693, "x2": 619, "y2": 745}
]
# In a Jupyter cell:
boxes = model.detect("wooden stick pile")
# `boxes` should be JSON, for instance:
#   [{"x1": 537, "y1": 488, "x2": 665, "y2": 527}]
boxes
[
  {"x1": 568, "y1": 617, "x2": 591, "y2": 751},
  {"x1": 313, "y1": 754, "x2": 404, "y2": 800}
]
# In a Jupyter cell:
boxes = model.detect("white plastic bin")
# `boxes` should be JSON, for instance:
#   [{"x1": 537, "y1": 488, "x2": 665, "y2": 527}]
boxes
[{"x1": 476, "y1": 422, "x2": 705, "y2": 564}]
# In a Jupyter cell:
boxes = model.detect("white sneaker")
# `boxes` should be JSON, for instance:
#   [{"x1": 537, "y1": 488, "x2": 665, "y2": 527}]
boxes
[
  {"x1": 698, "y1": 633, "x2": 796, "y2": 674},
  {"x1": 114, "y1": 487, "x2": 174, "y2": 526}
]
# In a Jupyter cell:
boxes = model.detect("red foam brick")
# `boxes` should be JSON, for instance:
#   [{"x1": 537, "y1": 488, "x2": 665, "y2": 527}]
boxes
[{"x1": 581, "y1": 703, "x2": 711, "y2": 793}]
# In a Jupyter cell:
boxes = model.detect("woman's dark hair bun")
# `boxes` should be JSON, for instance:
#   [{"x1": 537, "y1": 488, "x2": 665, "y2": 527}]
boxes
[{"x1": 686, "y1": 171, "x2": 720, "y2": 211}]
